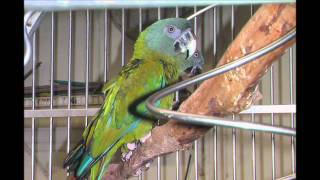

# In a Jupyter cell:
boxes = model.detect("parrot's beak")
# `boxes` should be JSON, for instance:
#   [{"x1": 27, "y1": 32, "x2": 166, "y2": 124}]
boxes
[{"x1": 173, "y1": 28, "x2": 197, "y2": 59}]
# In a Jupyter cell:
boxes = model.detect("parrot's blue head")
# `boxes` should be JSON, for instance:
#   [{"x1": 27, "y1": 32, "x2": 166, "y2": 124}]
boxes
[{"x1": 134, "y1": 18, "x2": 203, "y2": 74}]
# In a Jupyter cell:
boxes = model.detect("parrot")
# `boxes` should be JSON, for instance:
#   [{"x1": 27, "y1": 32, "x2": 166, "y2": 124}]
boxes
[{"x1": 63, "y1": 18, "x2": 204, "y2": 180}]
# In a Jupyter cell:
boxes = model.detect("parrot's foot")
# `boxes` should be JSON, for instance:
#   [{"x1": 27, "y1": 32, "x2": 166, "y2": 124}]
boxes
[
  {"x1": 121, "y1": 150, "x2": 133, "y2": 162},
  {"x1": 133, "y1": 169, "x2": 142, "y2": 177},
  {"x1": 127, "y1": 142, "x2": 137, "y2": 151},
  {"x1": 121, "y1": 142, "x2": 138, "y2": 162},
  {"x1": 145, "y1": 162, "x2": 151, "y2": 168},
  {"x1": 253, "y1": 90, "x2": 263, "y2": 104},
  {"x1": 140, "y1": 132, "x2": 151, "y2": 143},
  {"x1": 132, "y1": 162, "x2": 152, "y2": 176}
]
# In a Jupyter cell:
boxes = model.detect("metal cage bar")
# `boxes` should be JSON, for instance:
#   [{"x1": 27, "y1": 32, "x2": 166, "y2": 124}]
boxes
[
  {"x1": 250, "y1": 5, "x2": 257, "y2": 180},
  {"x1": 193, "y1": 5, "x2": 199, "y2": 180},
  {"x1": 230, "y1": 5, "x2": 237, "y2": 180},
  {"x1": 66, "y1": 10, "x2": 73, "y2": 177},
  {"x1": 138, "y1": 8, "x2": 143, "y2": 180},
  {"x1": 175, "y1": 6, "x2": 181, "y2": 180},
  {"x1": 121, "y1": 8, "x2": 126, "y2": 67},
  {"x1": 157, "y1": 7, "x2": 162, "y2": 180},
  {"x1": 48, "y1": 12, "x2": 55, "y2": 180},
  {"x1": 24, "y1": 105, "x2": 296, "y2": 118},
  {"x1": 85, "y1": 9, "x2": 91, "y2": 127},
  {"x1": 289, "y1": 47, "x2": 295, "y2": 174},
  {"x1": 104, "y1": 9, "x2": 110, "y2": 83},
  {"x1": 212, "y1": 6, "x2": 218, "y2": 180},
  {"x1": 270, "y1": 64, "x2": 276, "y2": 180},
  {"x1": 31, "y1": 29, "x2": 37, "y2": 180},
  {"x1": 251, "y1": 113, "x2": 257, "y2": 180}
]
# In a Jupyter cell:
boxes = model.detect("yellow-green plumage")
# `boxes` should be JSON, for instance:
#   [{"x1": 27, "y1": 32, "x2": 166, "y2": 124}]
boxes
[
  {"x1": 63, "y1": 18, "x2": 202, "y2": 180},
  {"x1": 80, "y1": 57, "x2": 175, "y2": 179}
]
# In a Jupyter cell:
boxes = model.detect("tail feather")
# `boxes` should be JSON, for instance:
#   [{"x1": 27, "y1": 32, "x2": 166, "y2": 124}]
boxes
[
  {"x1": 63, "y1": 140, "x2": 85, "y2": 171},
  {"x1": 67, "y1": 159, "x2": 80, "y2": 173},
  {"x1": 89, "y1": 140, "x2": 124, "y2": 180},
  {"x1": 76, "y1": 154, "x2": 94, "y2": 177},
  {"x1": 77, "y1": 137, "x2": 123, "y2": 179}
]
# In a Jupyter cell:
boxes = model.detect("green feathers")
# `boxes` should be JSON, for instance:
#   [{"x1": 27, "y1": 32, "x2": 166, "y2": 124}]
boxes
[{"x1": 63, "y1": 18, "x2": 203, "y2": 180}]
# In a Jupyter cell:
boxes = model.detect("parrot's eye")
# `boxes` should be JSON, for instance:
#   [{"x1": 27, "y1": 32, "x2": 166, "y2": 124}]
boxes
[
  {"x1": 194, "y1": 52, "x2": 199, "y2": 57},
  {"x1": 167, "y1": 25, "x2": 176, "y2": 33}
]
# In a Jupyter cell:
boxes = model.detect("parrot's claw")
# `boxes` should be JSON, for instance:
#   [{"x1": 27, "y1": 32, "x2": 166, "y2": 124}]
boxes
[
  {"x1": 121, "y1": 151, "x2": 133, "y2": 162},
  {"x1": 127, "y1": 142, "x2": 137, "y2": 151},
  {"x1": 140, "y1": 132, "x2": 151, "y2": 143},
  {"x1": 133, "y1": 169, "x2": 142, "y2": 176},
  {"x1": 253, "y1": 90, "x2": 263, "y2": 104},
  {"x1": 132, "y1": 162, "x2": 152, "y2": 176},
  {"x1": 145, "y1": 162, "x2": 151, "y2": 168}
]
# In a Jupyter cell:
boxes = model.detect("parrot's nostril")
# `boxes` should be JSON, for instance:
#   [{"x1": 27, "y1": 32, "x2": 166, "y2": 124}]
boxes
[{"x1": 174, "y1": 42, "x2": 181, "y2": 53}]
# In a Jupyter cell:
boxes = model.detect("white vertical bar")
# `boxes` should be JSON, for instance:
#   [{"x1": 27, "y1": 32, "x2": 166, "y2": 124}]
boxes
[
  {"x1": 104, "y1": 9, "x2": 109, "y2": 83},
  {"x1": 231, "y1": 5, "x2": 236, "y2": 180},
  {"x1": 67, "y1": 10, "x2": 73, "y2": 154},
  {"x1": 213, "y1": 7, "x2": 217, "y2": 66},
  {"x1": 175, "y1": 6, "x2": 180, "y2": 180},
  {"x1": 175, "y1": 6, "x2": 179, "y2": 18},
  {"x1": 157, "y1": 156, "x2": 161, "y2": 180},
  {"x1": 49, "y1": 11, "x2": 55, "y2": 180},
  {"x1": 270, "y1": 65, "x2": 275, "y2": 180},
  {"x1": 85, "y1": 9, "x2": 91, "y2": 127},
  {"x1": 194, "y1": 140, "x2": 198, "y2": 180},
  {"x1": 250, "y1": 5, "x2": 256, "y2": 180},
  {"x1": 139, "y1": 8, "x2": 142, "y2": 32},
  {"x1": 213, "y1": 6, "x2": 218, "y2": 180},
  {"x1": 158, "y1": 7, "x2": 161, "y2": 20},
  {"x1": 67, "y1": 10, "x2": 73, "y2": 177},
  {"x1": 231, "y1": 5, "x2": 234, "y2": 40},
  {"x1": 121, "y1": 8, "x2": 125, "y2": 67},
  {"x1": 193, "y1": 6, "x2": 199, "y2": 180},
  {"x1": 31, "y1": 29, "x2": 37, "y2": 180},
  {"x1": 176, "y1": 150, "x2": 179, "y2": 180},
  {"x1": 213, "y1": 126, "x2": 217, "y2": 180},
  {"x1": 157, "y1": 6, "x2": 161, "y2": 180},
  {"x1": 194, "y1": 6, "x2": 197, "y2": 35},
  {"x1": 251, "y1": 114, "x2": 256, "y2": 180},
  {"x1": 232, "y1": 114, "x2": 236, "y2": 180},
  {"x1": 289, "y1": 47, "x2": 295, "y2": 174},
  {"x1": 138, "y1": 8, "x2": 143, "y2": 180}
]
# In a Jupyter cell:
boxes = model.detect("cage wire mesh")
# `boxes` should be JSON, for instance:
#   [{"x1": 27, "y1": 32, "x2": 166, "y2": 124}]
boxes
[{"x1": 24, "y1": 3, "x2": 296, "y2": 180}]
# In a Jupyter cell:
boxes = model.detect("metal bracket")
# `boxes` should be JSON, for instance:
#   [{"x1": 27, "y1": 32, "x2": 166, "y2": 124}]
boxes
[
  {"x1": 24, "y1": 11, "x2": 46, "y2": 66},
  {"x1": 23, "y1": 105, "x2": 296, "y2": 118},
  {"x1": 26, "y1": 11, "x2": 46, "y2": 35},
  {"x1": 146, "y1": 28, "x2": 296, "y2": 136}
]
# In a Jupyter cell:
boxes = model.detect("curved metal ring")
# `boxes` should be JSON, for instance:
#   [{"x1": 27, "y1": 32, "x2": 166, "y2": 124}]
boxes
[
  {"x1": 24, "y1": 11, "x2": 34, "y2": 66},
  {"x1": 146, "y1": 28, "x2": 296, "y2": 136}
]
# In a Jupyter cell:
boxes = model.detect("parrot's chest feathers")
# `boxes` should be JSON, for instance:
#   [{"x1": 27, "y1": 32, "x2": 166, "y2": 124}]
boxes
[{"x1": 159, "y1": 59, "x2": 179, "y2": 84}]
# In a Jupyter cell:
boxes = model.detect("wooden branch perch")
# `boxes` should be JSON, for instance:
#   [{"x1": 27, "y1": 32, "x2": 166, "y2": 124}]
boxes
[{"x1": 104, "y1": 4, "x2": 296, "y2": 179}]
